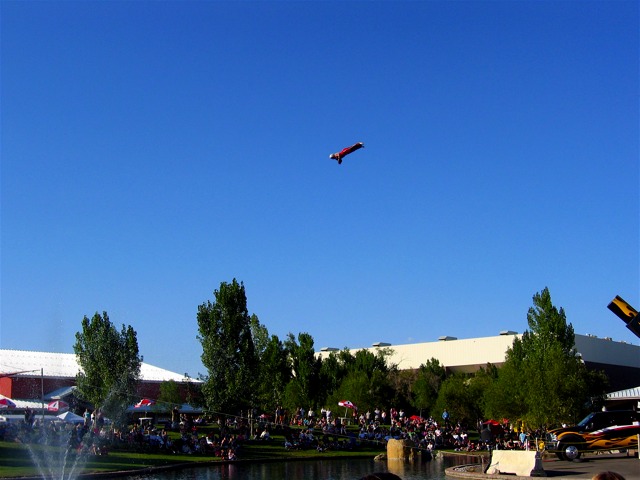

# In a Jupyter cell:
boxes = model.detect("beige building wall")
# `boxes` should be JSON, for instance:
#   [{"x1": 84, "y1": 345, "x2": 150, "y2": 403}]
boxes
[{"x1": 317, "y1": 333, "x2": 640, "y2": 379}]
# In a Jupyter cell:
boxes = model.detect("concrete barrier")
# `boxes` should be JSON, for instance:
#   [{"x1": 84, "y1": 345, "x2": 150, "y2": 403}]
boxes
[{"x1": 484, "y1": 450, "x2": 546, "y2": 477}]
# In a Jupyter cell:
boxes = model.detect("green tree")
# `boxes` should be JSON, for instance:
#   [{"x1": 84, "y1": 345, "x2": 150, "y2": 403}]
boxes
[
  {"x1": 388, "y1": 368, "x2": 417, "y2": 413},
  {"x1": 328, "y1": 370, "x2": 370, "y2": 413},
  {"x1": 73, "y1": 311, "x2": 142, "y2": 423},
  {"x1": 250, "y1": 314, "x2": 269, "y2": 359},
  {"x1": 318, "y1": 350, "x2": 348, "y2": 403},
  {"x1": 315, "y1": 349, "x2": 351, "y2": 410},
  {"x1": 182, "y1": 375, "x2": 204, "y2": 408},
  {"x1": 325, "y1": 348, "x2": 395, "y2": 415},
  {"x1": 487, "y1": 287, "x2": 605, "y2": 428},
  {"x1": 197, "y1": 279, "x2": 258, "y2": 414},
  {"x1": 354, "y1": 348, "x2": 396, "y2": 413},
  {"x1": 467, "y1": 364, "x2": 498, "y2": 422},
  {"x1": 157, "y1": 380, "x2": 182, "y2": 412},
  {"x1": 410, "y1": 358, "x2": 446, "y2": 416},
  {"x1": 256, "y1": 334, "x2": 291, "y2": 412},
  {"x1": 434, "y1": 374, "x2": 478, "y2": 424},
  {"x1": 484, "y1": 338, "x2": 528, "y2": 421},
  {"x1": 283, "y1": 332, "x2": 320, "y2": 411}
]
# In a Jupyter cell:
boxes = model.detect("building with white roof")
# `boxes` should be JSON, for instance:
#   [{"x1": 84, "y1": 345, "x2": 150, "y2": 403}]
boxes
[
  {"x1": 317, "y1": 332, "x2": 640, "y2": 392},
  {"x1": 0, "y1": 349, "x2": 193, "y2": 403}
]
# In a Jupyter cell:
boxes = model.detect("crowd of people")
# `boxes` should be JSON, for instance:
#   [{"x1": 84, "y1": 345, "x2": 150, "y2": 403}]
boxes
[
  {"x1": 0, "y1": 398, "x2": 631, "y2": 480},
  {"x1": 7, "y1": 403, "x2": 547, "y2": 457},
  {"x1": 0, "y1": 405, "x2": 630, "y2": 479},
  {"x1": 265, "y1": 405, "x2": 544, "y2": 454},
  {"x1": 1, "y1": 402, "x2": 546, "y2": 458}
]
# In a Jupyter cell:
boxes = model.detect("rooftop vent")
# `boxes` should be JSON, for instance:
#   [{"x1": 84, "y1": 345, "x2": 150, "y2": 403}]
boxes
[
  {"x1": 320, "y1": 347, "x2": 339, "y2": 352},
  {"x1": 438, "y1": 336, "x2": 457, "y2": 341},
  {"x1": 372, "y1": 342, "x2": 391, "y2": 347},
  {"x1": 499, "y1": 330, "x2": 518, "y2": 335}
]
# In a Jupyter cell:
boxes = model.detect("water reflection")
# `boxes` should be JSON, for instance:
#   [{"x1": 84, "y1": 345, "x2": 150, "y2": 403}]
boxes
[{"x1": 128, "y1": 455, "x2": 480, "y2": 480}]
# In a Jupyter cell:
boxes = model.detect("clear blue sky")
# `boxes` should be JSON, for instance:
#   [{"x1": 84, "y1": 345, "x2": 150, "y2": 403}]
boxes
[{"x1": 1, "y1": 1, "x2": 638, "y2": 379}]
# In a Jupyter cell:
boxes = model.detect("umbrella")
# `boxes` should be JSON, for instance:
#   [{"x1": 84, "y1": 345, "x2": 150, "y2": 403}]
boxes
[
  {"x1": 135, "y1": 398, "x2": 156, "y2": 408},
  {"x1": 338, "y1": 400, "x2": 357, "y2": 417},
  {"x1": 0, "y1": 397, "x2": 16, "y2": 409},
  {"x1": 409, "y1": 415, "x2": 424, "y2": 422},
  {"x1": 483, "y1": 419, "x2": 503, "y2": 436},
  {"x1": 47, "y1": 400, "x2": 69, "y2": 412}
]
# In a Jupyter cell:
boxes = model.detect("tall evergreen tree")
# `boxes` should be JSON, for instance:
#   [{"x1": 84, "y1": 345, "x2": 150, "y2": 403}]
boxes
[{"x1": 197, "y1": 279, "x2": 258, "y2": 414}]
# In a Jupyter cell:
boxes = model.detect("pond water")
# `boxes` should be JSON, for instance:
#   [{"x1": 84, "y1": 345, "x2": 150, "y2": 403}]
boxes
[{"x1": 128, "y1": 454, "x2": 481, "y2": 480}]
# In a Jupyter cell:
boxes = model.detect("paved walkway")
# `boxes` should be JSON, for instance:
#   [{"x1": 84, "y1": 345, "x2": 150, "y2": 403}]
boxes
[{"x1": 446, "y1": 452, "x2": 639, "y2": 479}]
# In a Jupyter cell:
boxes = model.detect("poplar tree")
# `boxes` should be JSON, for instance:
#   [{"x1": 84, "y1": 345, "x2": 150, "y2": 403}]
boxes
[{"x1": 197, "y1": 279, "x2": 258, "y2": 414}]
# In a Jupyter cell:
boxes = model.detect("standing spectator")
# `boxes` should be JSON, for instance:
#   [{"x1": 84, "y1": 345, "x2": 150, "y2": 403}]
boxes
[
  {"x1": 171, "y1": 406, "x2": 180, "y2": 430},
  {"x1": 519, "y1": 430, "x2": 528, "y2": 450},
  {"x1": 442, "y1": 408, "x2": 450, "y2": 426}
]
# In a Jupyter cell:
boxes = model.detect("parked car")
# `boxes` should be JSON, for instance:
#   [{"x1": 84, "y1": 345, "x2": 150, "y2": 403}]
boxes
[{"x1": 545, "y1": 410, "x2": 640, "y2": 460}]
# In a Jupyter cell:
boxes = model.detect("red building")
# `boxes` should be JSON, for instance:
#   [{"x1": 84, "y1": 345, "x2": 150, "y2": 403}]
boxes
[{"x1": 0, "y1": 349, "x2": 195, "y2": 404}]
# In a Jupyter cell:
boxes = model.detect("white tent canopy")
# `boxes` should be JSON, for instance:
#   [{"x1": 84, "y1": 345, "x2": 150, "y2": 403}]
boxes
[
  {"x1": 606, "y1": 385, "x2": 640, "y2": 400},
  {"x1": 57, "y1": 411, "x2": 84, "y2": 423}
]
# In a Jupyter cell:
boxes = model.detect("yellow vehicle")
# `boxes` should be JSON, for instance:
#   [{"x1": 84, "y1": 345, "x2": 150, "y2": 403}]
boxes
[{"x1": 545, "y1": 410, "x2": 640, "y2": 460}]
